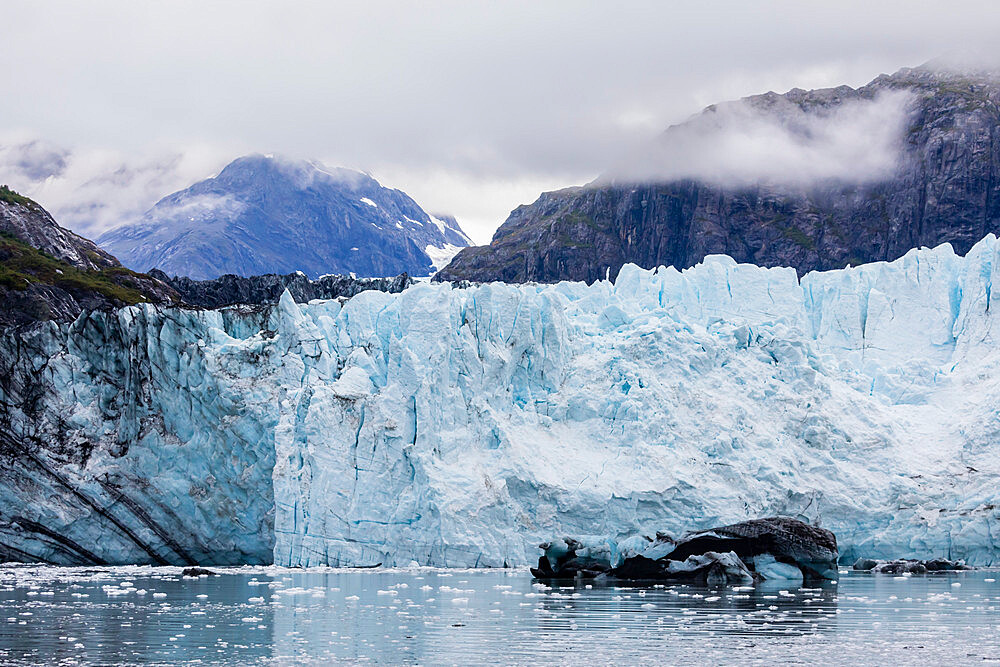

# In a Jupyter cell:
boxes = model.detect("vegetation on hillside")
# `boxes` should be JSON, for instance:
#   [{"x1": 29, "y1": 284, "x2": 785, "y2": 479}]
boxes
[
  {"x1": 0, "y1": 185, "x2": 37, "y2": 209},
  {"x1": 0, "y1": 232, "x2": 149, "y2": 304}
]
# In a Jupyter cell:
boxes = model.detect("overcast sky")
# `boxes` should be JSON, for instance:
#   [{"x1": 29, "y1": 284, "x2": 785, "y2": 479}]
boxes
[{"x1": 2, "y1": 0, "x2": 999, "y2": 243}]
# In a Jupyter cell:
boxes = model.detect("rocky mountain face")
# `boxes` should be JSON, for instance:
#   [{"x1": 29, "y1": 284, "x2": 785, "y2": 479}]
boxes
[
  {"x1": 0, "y1": 187, "x2": 177, "y2": 327},
  {"x1": 0, "y1": 186, "x2": 118, "y2": 271},
  {"x1": 99, "y1": 155, "x2": 471, "y2": 280},
  {"x1": 153, "y1": 269, "x2": 413, "y2": 309},
  {"x1": 438, "y1": 65, "x2": 1000, "y2": 283}
]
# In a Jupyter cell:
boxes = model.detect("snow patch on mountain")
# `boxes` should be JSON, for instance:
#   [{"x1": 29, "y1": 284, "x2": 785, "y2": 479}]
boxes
[{"x1": 425, "y1": 243, "x2": 466, "y2": 274}]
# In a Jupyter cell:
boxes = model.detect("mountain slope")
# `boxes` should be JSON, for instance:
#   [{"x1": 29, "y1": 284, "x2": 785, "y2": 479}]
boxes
[
  {"x1": 0, "y1": 186, "x2": 177, "y2": 326},
  {"x1": 99, "y1": 155, "x2": 471, "y2": 280},
  {"x1": 438, "y1": 64, "x2": 1000, "y2": 283}
]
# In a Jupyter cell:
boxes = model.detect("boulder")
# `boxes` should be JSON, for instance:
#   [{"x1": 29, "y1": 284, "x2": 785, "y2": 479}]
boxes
[
  {"x1": 923, "y1": 558, "x2": 972, "y2": 571},
  {"x1": 663, "y1": 517, "x2": 838, "y2": 580},
  {"x1": 852, "y1": 557, "x2": 972, "y2": 574},
  {"x1": 181, "y1": 567, "x2": 218, "y2": 577},
  {"x1": 872, "y1": 560, "x2": 927, "y2": 574},
  {"x1": 531, "y1": 517, "x2": 837, "y2": 583},
  {"x1": 613, "y1": 550, "x2": 753, "y2": 585},
  {"x1": 530, "y1": 537, "x2": 614, "y2": 579},
  {"x1": 853, "y1": 557, "x2": 879, "y2": 571}
]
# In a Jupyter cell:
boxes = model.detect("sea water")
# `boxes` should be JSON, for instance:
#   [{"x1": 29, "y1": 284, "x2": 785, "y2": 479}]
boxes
[{"x1": 1, "y1": 565, "x2": 998, "y2": 665}]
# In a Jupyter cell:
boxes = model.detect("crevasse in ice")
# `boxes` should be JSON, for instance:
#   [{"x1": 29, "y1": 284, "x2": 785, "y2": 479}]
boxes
[{"x1": 4, "y1": 236, "x2": 1000, "y2": 567}]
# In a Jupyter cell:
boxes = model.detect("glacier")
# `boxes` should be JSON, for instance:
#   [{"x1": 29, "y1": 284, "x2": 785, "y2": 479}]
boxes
[{"x1": 3, "y1": 235, "x2": 1000, "y2": 567}]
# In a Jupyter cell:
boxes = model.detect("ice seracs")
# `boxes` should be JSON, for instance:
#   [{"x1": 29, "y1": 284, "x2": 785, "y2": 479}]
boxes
[{"x1": 4, "y1": 236, "x2": 1000, "y2": 567}]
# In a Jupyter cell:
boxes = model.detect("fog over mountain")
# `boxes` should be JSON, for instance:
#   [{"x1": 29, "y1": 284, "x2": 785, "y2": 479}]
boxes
[
  {"x1": 604, "y1": 90, "x2": 915, "y2": 187},
  {"x1": 439, "y1": 63, "x2": 1000, "y2": 283},
  {"x1": 0, "y1": 136, "x2": 227, "y2": 238}
]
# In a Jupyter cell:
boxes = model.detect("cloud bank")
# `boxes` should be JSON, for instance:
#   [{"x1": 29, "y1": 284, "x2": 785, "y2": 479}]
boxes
[
  {"x1": 604, "y1": 90, "x2": 914, "y2": 187},
  {"x1": 0, "y1": 135, "x2": 229, "y2": 237}
]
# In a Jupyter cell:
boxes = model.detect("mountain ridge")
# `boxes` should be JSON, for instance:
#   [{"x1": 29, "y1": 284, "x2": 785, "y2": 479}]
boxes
[
  {"x1": 99, "y1": 154, "x2": 471, "y2": 280},
  {"x1": 0, "y1": 187, "x2": 178, "y2": 327},
  {"x1": 437, "y1": 64, "x2": 1000, "y2": 283}
]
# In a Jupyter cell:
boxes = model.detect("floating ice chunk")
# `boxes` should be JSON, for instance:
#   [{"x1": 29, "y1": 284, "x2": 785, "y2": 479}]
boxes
[{"x1": 752, "y1": 555, "x2": 805, "y2": 583}]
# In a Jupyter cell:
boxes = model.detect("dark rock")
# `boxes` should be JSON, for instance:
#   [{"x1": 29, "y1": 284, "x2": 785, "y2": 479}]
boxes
[
  {"x1": 548, "y1": 556, "x2": 612, "y2": 579},
  {"x1": 614, "y1": 551, "x2": 753, "y2": 585},
  {"x1": 181, "y1": 567, "x2": 218, "y2": 577},
  {"x1": 0, "y1": 194, "x2": 179, "y2": 328},
  {"x1": 853, "y1": 557, "x2": 879, "y2": 571},
  {"x1": 532, "y1": 517, "x2": 836, "y2": 584},
  {"x1": 529, "y1": 537, "x2": 613, "y2": 579},
  {"x1": 923, "y1": 557, "x2": 972, "y2": 571},
  {"x1": 664, "y1": 516, "x2": 838, "y2": 580},
  {"x1": 155, "y1": 270, "x2": 413, "y2": 309},
  {"x1": 872, "y1": 560, "x2": 927, "y2": 574},
  {"x1": 438, "y1": 65, "x2": 1000, "y2": 284},
  {"x1": 1, "y1": 191, "x2": 118, "y2": 271},
  {"x1": 855, "y1": 557, "x2": 972, "y2": 573}
]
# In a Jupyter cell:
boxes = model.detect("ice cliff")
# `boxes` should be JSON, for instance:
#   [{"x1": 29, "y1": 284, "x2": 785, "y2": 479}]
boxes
[{"x1": 3, "y1": 236, "x2": 1000, "y2": 567}]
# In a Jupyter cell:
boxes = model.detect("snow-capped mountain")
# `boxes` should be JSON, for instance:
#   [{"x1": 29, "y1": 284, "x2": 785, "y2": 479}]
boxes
[
  {"x1": 98, "y1": 154, "x2": 471, "y2": 280},
  {"x1": 3, "y1": 236, "x2": 1000, "y2": 566}
]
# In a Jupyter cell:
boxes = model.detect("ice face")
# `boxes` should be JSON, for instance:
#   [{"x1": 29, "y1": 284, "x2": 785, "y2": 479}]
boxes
[{"x1": 3, "y1": 237, "x2": 1000, "y2": 567}]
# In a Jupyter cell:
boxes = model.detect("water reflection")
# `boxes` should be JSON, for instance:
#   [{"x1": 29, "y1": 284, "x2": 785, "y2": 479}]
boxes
[
  {"x1": 523, "y1": 578, "x2": 841, "y2": 638},
  {"x1": 0, "y1": 565, "x2": 998, "y2": 665}
]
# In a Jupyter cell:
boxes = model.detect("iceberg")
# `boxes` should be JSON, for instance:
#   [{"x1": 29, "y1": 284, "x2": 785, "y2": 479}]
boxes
[{"x1": 3, "y1": 236, "x2": 1000, "y2": 567}]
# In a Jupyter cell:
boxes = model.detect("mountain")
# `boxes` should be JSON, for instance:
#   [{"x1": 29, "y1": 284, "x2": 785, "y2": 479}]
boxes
[
  {"x1": 437, "y1": 64, "x2": 1000, "y2": 283},
  {"x1": 4, "y1": 239, "x2": 1000, "y2": 566},
  {"x1": 99, "y1": 154, "x2": 471, "y2": 280},
  {"x1": 0, "y1": 186, "x2": 177, "y2": 326}
]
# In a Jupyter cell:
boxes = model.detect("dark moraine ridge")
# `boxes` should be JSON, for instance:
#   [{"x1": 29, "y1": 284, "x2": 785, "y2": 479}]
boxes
[{"x1": 151, "y1": 270, "x2": 414, "y2": 309}]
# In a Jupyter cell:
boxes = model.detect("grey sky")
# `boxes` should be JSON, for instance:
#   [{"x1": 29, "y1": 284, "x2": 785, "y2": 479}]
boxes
[{"x1": 2, "y1": 0, "x2": 999, "y2": 243}]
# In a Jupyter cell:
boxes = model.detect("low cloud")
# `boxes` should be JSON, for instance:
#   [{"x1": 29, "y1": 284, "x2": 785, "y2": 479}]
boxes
[
  {"x1": 280, "y1": 157, "x2": 373, "y2": 191},
  {"x1": 603, "y1": 90, "x2": 915, "y2": 188},
  {"x1": 0, "y1": 134, "x2": 228, "y2": 237},
  {"x1": 142, "y1": 193, "x2": 246, "y2": 228}
]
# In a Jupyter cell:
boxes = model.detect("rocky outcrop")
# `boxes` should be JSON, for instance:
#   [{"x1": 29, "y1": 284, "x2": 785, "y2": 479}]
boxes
[
  {"x1": 438, "y1": 64, "x2": 1000, "y2": 283},
  {"x1": 530, "y1": 517, "x2": 837, "y2": 583},
  {"x1": 662, "y1": 517, "x2": 839, "y2": 580},
  {"x1": 152, "y1": 269, "x2": 413, "y2": 309},
  {"x1": 853, "y1": 557, "x2": 972, "y2": 573},
  {"x1": 0, "y1": 191, "x2": 178, "y2": 327},
  {"x1": 611, "y1": 551, "x2": 755, "y2": 585},
  {"x1": 1, "y1": 187, "x2": 118, "y2": 271}
]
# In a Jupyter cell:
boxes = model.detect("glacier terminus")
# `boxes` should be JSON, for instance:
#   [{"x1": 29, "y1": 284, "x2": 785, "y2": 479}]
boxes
[{"x1": 3, "y1": 236, "x2": 1000, "y2": 568}]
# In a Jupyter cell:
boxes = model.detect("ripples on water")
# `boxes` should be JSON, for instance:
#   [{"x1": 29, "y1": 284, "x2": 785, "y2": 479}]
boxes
[{"x1": 0, "y1": 565, "x2": 998, "y2": 665}]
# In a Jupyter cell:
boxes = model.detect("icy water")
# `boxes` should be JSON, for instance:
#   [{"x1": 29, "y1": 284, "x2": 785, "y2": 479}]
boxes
[{"x1": 1, "y1": 566, "x2": 999, "y2": 665}]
